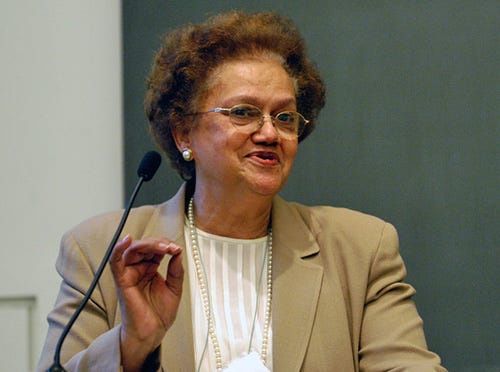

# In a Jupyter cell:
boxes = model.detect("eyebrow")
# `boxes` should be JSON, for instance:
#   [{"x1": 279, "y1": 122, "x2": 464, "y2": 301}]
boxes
[{"x1": 222, "y1": 95, "x2": 297, "y2": 109}]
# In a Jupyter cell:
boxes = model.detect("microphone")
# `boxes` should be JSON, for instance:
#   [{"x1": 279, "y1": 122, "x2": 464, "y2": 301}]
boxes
[
  {"x1": 137, "y1": 150, "x2": 161, "y2": 181},
  {"x1": 47, "y1": 151, "x2": 162, "y2": 372}
]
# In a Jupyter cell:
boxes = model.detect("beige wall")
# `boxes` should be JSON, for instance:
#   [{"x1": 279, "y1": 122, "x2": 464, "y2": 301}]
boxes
[{"x1": 0, "y1": 1, "x2": 123, "y2": 370}]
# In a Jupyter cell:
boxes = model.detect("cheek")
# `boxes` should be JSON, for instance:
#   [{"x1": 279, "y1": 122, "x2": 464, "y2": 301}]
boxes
[
  {"x1": 282, "y1": 143, "x2": 298, "y2": 178},
  {"x1": 192, "y1": 125, "x2": 247, "y2": 160},
  {"x1": 283, "y1": 141, "x2": 298, "y2": 163},
  {"x1": 212, "y1": 126, "x2": 250, "y2": 149}
]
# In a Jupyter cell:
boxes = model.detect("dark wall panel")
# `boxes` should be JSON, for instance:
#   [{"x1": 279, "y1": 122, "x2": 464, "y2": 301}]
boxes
[{"x1": 123, "y1": 1, "x2": 499, "y2": 370}]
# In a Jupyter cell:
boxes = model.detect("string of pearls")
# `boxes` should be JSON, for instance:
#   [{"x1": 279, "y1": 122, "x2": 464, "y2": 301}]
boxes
[{"x1": 188, "y1": 197, "x2": 273, "y2": 371}]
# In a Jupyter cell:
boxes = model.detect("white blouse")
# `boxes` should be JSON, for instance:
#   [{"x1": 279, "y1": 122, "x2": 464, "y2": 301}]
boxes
[{"x1": 184, "y1": 220, "x2": 273, "y2": 371}]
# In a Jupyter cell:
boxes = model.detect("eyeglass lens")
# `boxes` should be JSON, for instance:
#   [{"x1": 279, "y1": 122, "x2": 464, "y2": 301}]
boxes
[{"x1": 228, "y1": 104, "x2": 305, "y2": 137}]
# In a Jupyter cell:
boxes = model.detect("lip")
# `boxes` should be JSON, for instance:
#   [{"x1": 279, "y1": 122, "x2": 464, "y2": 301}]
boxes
[{"x1": 246, "y1": 150, "x2": 281, "y2": 165}]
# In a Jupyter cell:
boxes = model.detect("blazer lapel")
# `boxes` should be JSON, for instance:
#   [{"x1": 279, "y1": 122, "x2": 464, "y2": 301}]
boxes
[
  {"x1": 141, "y1": 184, "x2": 196, "y2": 371},
  {"x1": 271, "y1": 196, "x2": 324, "y2": 371}
]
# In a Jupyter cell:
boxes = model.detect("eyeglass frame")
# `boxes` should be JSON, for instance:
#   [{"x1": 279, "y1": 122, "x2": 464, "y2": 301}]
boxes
[{"x1": 187, "y1": 103, "x2": 310, "y2": 138}]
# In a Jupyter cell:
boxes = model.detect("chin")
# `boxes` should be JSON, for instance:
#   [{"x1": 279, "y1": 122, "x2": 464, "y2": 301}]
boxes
[{"x1": 250, "y1": 177, "x2": 286, "y2": 197}]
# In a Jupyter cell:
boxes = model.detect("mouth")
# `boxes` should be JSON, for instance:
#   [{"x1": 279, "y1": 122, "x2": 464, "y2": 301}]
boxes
[{"x1": 247, "y1": 151, "x2": 280, "y2": 165}]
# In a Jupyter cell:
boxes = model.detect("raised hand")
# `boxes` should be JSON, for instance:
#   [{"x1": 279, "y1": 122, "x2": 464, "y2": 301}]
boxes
[{"x1": 110, "y1": 234, "x2": 184, "y2": 371}]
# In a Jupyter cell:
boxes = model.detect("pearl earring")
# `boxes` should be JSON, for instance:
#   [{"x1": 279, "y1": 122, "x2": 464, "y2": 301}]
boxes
[{"x1": 182, "y1": 148, "x2": 193, "y2": 161}]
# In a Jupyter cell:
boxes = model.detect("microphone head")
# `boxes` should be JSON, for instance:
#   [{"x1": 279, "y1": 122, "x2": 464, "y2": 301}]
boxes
[{"x1": 137, "y1": 151, "x2": 162, "y2": 181}]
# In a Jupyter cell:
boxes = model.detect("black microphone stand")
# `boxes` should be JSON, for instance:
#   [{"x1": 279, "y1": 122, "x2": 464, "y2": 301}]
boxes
[{"x1": 47, "y1": 151, "x2": 161, "y2": 372}]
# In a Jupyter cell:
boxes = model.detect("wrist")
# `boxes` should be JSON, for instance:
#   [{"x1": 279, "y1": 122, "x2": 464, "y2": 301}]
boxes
[{"x1": 119, "y1": 325, "x2": 161, "y2": 372}]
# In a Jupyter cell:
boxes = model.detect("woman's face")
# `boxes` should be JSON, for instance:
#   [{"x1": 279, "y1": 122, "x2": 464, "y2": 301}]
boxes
[{"x1": 181, "y1": 57, "x2": 299, "y2": 198}]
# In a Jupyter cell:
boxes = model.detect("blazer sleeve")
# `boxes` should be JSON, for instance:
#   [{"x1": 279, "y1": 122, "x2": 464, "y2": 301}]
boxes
[
  {"x1": 36, "y1": 230, "x2": 123, "y2": 372},
  {"x1": 358, "y1": 222, "x2": 446, "y2": 372}
]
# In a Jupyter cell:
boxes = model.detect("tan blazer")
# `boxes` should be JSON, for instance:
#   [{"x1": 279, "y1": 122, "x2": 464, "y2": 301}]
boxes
[{"x1": 37, "y1": 184, "x2": 446, "y2": 371}]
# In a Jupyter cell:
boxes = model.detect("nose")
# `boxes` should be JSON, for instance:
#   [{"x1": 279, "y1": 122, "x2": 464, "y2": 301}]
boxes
[{"x1": 255, "y1": 115, "x2": 280, "y2": 141}]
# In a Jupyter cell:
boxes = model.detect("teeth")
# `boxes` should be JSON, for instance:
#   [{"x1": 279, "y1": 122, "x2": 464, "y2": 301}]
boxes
[{"x1": 251, "y1": 152, "x2": 277, "y2": 161}]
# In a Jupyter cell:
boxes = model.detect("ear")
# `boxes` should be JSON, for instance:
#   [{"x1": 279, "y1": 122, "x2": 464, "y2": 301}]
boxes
[{"x1": 171, "y1": 126, "x2": 191, "y2": 153}]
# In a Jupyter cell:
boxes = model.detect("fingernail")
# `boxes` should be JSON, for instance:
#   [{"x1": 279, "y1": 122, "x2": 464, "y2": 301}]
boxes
[
  {"x1": 160, "y1": 242, "x2": 181, "y2": 252},
  {"x1": 121, "y1": 234, "x2": 130, "y2": 243},
  {"x1": 170, "y1": 243, "x2": 182, "y2": 252}
]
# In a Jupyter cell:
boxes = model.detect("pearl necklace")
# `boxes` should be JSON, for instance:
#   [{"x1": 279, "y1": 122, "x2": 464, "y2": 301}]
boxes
[{"x1": 188, "y1": 197, "x2": 273, "y2": 371}]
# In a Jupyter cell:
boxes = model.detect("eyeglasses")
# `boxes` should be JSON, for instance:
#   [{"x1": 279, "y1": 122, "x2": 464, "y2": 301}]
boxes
[{"x1": 191, "y1": 103, "x2": 309, "y2": 139}]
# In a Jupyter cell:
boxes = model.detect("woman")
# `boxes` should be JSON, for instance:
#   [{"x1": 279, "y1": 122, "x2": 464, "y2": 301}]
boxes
[{"x1": 37, "y1": 11, "x2": 446, "y2": 372}]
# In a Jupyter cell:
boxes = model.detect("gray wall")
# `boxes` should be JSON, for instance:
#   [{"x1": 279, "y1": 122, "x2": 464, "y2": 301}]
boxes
[
  {"x1": 0, "y1": 2, "x2": 123, "y2": 369},
  {"x1": 123, "y1": 1, "x2": 499, "y2": 371}
]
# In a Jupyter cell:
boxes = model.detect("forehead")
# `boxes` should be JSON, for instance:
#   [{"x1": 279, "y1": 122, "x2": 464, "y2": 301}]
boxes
[{"x1": 199, "y1": 57, "x2": 297, "y2": 107}]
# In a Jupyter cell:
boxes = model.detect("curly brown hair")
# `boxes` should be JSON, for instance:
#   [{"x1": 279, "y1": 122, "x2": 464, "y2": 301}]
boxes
[{"x1": 145, "y1": 11, "x2": 326, "y2": 180}]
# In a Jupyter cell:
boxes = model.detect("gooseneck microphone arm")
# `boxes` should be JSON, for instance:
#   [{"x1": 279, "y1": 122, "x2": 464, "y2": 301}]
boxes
[{"x1": 47, "y1": 151, "x2": 162, "y2": 372}]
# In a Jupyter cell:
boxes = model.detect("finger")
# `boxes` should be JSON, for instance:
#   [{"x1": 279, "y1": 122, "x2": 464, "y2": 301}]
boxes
[
  {"x1": 122, "y1": 241, "x2": 181, "y2": 265},
  {"x1": 165, "y1": 250, "x2": 184, "y2": 296},
  {"x1": 110, "y1": 234, "x2": 132, "y2": 264}
]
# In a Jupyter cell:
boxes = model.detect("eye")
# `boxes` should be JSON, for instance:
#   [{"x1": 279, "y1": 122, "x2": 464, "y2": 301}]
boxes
[
  {"x1": 229, "y1": 105, "x2": 262, "y2": 125},
  {"x1": 276, "y1": 112, "x2": 298, "y2": 125},
  {"x1": 230, "y1": 105, "x2": 261, "y2": 119}
]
